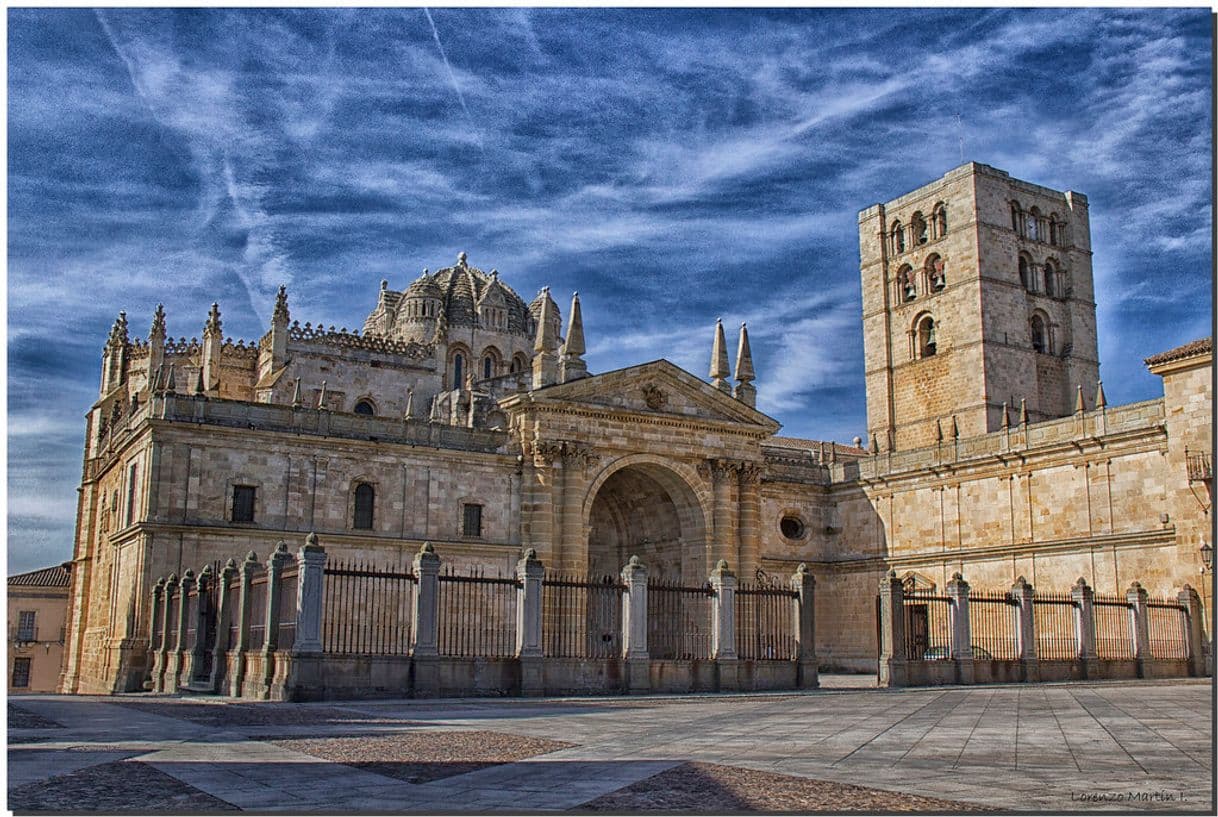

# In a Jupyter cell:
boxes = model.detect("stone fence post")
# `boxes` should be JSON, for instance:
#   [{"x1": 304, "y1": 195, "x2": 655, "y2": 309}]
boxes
[
  {"x1": 228, "y1": 551, "x2": 259, "y2": 696},
  {"x1": 1011, "y1": 576, "x2": 1038, "y2": 681},
  {"x1": 791, "y1": 563, "x2": 818, "y2": 689},
  {"x1": 186, "y1": 564, "x2": 213, "y2": 686},
  {"x1": 878, "y1": 571, "x2": 907, "y2": 687},
  {"x1": 1177, "y1": 584, "x2": 1207, "y2": 678},
  {"x1": 293, "y1": 533, "x2": 326, "y2": 654},
  {"x1": 410, "y1": 542, "x2": 441, "y2": 694},
  {"x1": 1127, "y1": 581, "x2": 1150, "y2": 675},
  {"x1": 148, "y1": 578, "x2": 165, "y2": 692},
  {"x1": 946, "y1": 572, "x2": 974, "y2": 684},
  {"x1": 171, "y1": 569, "x2": 195, "y2": 691},
  {"x1": 516, "y1": 548, "x2": 545, "y2": 696},
  {"x1": 208, "y1": 559, "x2": 237, "y2": 692},
  {"x1": 1071, "y1": 577, "x2": 1097, "y2": 678},
  {"x1": 263, "y1": 542, "x2": 291, "y2": 655},
  {"x1": 620, "y1": 555, "x2": 649, "y2": 694},
  {"x1": 157, "y1": 573, "x2": 179, "y2": 692},
  {"x1": 709, "y1": 560, "x2": 738, "y2": 691}
]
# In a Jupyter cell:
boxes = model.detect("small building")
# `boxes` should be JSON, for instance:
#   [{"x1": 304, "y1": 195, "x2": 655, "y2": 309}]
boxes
[{"x1": 8, "y1": 563, "x2": 72, "y2": 692}]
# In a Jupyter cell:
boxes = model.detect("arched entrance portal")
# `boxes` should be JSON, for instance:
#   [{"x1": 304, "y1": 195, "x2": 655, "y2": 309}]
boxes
[{"x1": 586, "y1": 461, "x2": 708, "y2": 583}]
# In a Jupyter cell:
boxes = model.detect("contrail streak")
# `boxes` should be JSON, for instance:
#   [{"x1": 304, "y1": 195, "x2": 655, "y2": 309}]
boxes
[{"x1": 423, "y1": 7, "x2": 472, "y2": 121}]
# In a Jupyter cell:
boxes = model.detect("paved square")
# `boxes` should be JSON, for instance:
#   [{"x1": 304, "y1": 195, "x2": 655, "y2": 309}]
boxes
[{"x1": 7, "y1": 678, "x2": 1212, "y2": 813}]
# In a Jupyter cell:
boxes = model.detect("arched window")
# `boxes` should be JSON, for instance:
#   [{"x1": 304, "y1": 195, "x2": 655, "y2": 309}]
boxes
[
  {"x1": 896, "y1": 264, "x2": 916, "y2": 302},
  {"x1": 912, "y1": 212, "x2": 928, "y2": 245},
  {"x1": 483, "y1": 356, "x2": 493, "y2": 380},
  {"x1": 1018, "y1": 255, "x2": 1031, "y2": 290},
  {"x1": 916, "y1": 315, "x2": 937, "y2": 358},
  {"x1": 1011, "y1": 203, "x2": 1021, "y2": 233},
  {"x1": 1027, "y1": 207, "x2": 1041, "y2": 241},
  {"x1": 891, "y1": 220, "x2": 905, "y2": 254},
  {"x1": 453, "y1": 353, "x2": 464, "y2": 388},
  {"x1": 509, "y1": 357, "x2": 520, "y2": 374},
  {"x1": 353, "y1": 483, "x2": 374, "y2": 530},
  {"x1": 353, "y1": 399, "x2": 375, "y2": 416},
  {"x1": 933, "y1": 203, "x2": 947, "y2": 238},
  {"x1": 1042, "y1": 259, "x2": 1057, "y2": 297},
  {"x1": 1030, "y1": 315, "x2": 1047, "y2": 354},
  {"x1": 926, "y1": 254, "x2": 946, "y2": 293}
]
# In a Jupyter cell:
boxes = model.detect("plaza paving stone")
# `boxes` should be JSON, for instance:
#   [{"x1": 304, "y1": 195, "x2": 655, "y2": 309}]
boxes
[{"x1": 6, "y1": 677, "x2": 1213, "y2": 813}]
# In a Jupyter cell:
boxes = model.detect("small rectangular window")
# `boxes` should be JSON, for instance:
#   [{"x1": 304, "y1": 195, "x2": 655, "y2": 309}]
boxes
[
  {"x1": 126, "y1": 463, "x2": 139, "y2": 525},
  {"x1": 232, "y1": 485, "x2": 256, "y2": 523},
  {"x1": 12, "y1": 657, "x2": 31, "y2": 688},
  {"x1": 17, "y1": 611, "x2": 36, "y2": 642},
  {"x1": 462, "y1": 503, "x2": 483, "y2": 538}
]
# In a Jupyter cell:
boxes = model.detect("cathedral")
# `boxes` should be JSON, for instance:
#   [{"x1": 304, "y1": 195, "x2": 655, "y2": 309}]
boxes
[{"x1": 60, "y1": 162, "x2": 1212, "y2": 694}]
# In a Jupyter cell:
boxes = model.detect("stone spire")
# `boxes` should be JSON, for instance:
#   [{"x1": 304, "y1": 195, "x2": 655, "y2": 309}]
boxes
[
  {"x1": 270, "y1": 286, "x2": 290, "y2": 369},
  {"x1": 165, "y1": 364, "x2": 177, "y2": 394},
  {"x1": 733, "y1": 322, "x2": 756, "y2": 407},
  {"x1": 1001, "y1": 402, "x2": 1010, "y2": 430},
  {"x1": 559, "y1": 292, "x2": 588, "y2": 383},
  {"x1": 710, "y1": 318, "x2": 731, "y2": 394},
  {"x1": 101, "y1": 311, "x2": 130, "y2": 395},
  {"x1": 404, "y1": 388, "x2": 414, "y2": 419},
  {"x1": 532, "y1": 287, "x2": 559, "y2": 389},
  {"x1": 1074, "y1": 384, "x2": 1085, "y2": 414},
  {"x1": 148, "y1": 304, "x2": 166, "y2": 379},
  {"x1": 291, "y1": 377, "x2": 302, "y2": 408},
  {"x1": 108, "y1": 311, "x2": 130, "y2": 347},
  {"x1": 201, "y1": 303, "x2": 222, "y2": 394},
  {"x1": 318, "y1": 380, "x2": 328, "y2": 410},
  {"x1": 935, "y1": 418, "x2": 944, "y2": 442},
  {"x1": 272, "y1": 285, "x2": 290, "y2": 326},
  {"x1": 1095, "y1": 380, "x2": 1107, "y2": 409},
  {"x1": 1019, "y1": 398, "x2": 1028, "y2": 426}
]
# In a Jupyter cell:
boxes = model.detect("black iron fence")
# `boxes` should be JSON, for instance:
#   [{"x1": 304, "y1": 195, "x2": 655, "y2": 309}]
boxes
[
  {"x1": 648, "y1": 579, "x2": 714, "y2": 660},
  {"x1": 1033, "y1": 592, "x2": 1078, "y2": 660},
  {"x1": 1092, "y1": 596, "x2": 1134, "y2": 659},
  {"x1": 542, "y1": 573, "x2": 623, "y2": 659},
  {"x1": 1147, "y1": 597, "x2": 1189, "y2": 659},
  {"x1": 322, "y1": 559, "x2": 416, "y2": 655},
  {"x1": 278, "y1": 562, "x2": 299, "y2": 651},
  {"x1": 437, "y1": 567, "x2": 519, "y2": 658},
  {"x1": 735, "y1": 581, "x2": 798, "y2": 660},
  {"x1": 969, "y1": 591, "x2": 1019, "y2": 660},
  {"x1": 247, "y1": 571, "x2": 268, "y2": 651},
  {"x1": 904, "y1": 590, "x2": 953, "y2": 660}
]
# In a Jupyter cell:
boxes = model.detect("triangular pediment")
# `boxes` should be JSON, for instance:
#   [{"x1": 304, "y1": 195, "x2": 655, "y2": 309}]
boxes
[{"x1": 509, "y1": 360, "x2": 781, "y2": 432}]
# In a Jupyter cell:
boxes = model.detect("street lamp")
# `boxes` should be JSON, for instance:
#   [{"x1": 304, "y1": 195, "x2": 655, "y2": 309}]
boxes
[{"x1": 1201, "y1": 542, "x2": 1213, "y2": 575}]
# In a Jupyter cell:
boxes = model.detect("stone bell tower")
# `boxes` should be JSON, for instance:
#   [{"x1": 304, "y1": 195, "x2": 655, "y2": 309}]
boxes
[{"x1": 859, "y1": 162, "x2": 1099, "y2": 451}]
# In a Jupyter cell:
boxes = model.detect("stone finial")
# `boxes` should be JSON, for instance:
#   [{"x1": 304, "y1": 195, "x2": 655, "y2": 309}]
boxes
[
  {"x1": 457, "y1": 251, "x2": 468, "y2": 266},
  {"x1": 950, "y1": 415, "x2": 959, "y2": 440},
  {"x1": 404, "y1": 388, "x2": 414, "y2": 419},
  {"x1": 521, "y1": 547, "x2": 539, "y2": 562},
  {"x1": 951, "y1": 571, "x2": 964, "y2": 581},
  {"x1": 273, "y1": 285, "x2": 290, "y2": 325},
  {"x1": 318, "y1": 380, "x2": 328, "y2": 409},
  {"x1": 380, "y1": 279, "x2": 388, "y2": 291},
  {"x1": 795, "y1": 562, "x2": 808, "y2": 576},
  {"x1": 150, "y1": 304, "x2": 166, "y2": 340},
  {"x1": 935, "y1": 418, "x2": 944, "y2": 442},
  {"x1": 628, "y1": 554, "x2": 642, "y2": 567},
  {"x1": 1019, "y1": 398, "x2": 1028, "y2": 426},
  {"x1": 710, "y1": 318, "x2": 731, "y2": 393},
  {"x1": 733, "y1": 322, "x2": 757, "y2": 407},
  {"x1": 533, "y1": 288, "x2": 559, "y2": 354},
  {"x1": 853, "y1": 435, "x2": 862, "y2": 448},
  {"x1": 204, "y1": 302, "x2": 222, "y2": 338},
  {"x1": 225, "y1": 558, "x2": 237, "y2": 569},
  {"x1": 716, "y1": 559, "x2": 729, "y2": 570},
  {"x1": 1095, "y1": 379, "x2": 1107, "y2": 409},
  {"x1": 1128, "y1": 580, "x2": 1142, "y2": 591},
  {"x1": 1013, "y1": 575, "x2": 1030, "y2": 590},
  {"x1": 274, "y1": 540, "x2": 289, "y2": 555},
  {"x1": 560, "y1": 292, "x2": 588, "y2": 383},
  {"x1": 304, "y1": 531, "x2": 319, "y2": 549},
  {"x1": 888, "y1": 569, "x2": 897, "y2": 579},
  {"x1": 429, "y1": 394, "x2": 442, "y2": 423},
  {"x1": 869, "y1": 432, "x2": 879, "y2": 454},
  {"x1": 1074, "y1": 384, "x2": 1085, "y2": 414},
  {"x1": 245, "y1": 550, "x2": 259, "y2": 563},
  {"x1": 1001, "y1": 402, "x2": 1010, "y2": 430},
  {"x1": 165, "y1": 364, "x2": 177, "y2": 394},
  {"x1": 1074, "y1": 576, "x2": 1089, "y2": 588},
  {"x1": 194, "y1": 366, "x2": 205, "y2": 395},
  {"x1": 419, "y1": 541, "x2": 435, "y2": 554},
  {"x1": 291, "y1": 377, "x2": 302, "y2": 408}
]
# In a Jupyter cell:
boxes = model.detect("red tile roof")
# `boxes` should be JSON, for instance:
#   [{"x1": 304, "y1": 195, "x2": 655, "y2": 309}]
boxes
[
  {"x1": 1145, "y1": 337, "x2": 1212, "y2": 367},
  {"x1": 8, "y1": 563, "x2": 72, "y2": 588}
]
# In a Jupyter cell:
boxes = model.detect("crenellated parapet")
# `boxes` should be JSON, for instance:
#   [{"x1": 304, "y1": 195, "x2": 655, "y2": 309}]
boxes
[{"x1": 287, "y1": 321, "x2": 433, "y2": 360}]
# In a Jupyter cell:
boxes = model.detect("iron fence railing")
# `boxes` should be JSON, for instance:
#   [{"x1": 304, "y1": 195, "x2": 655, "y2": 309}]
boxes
[
  {"x1": 1033, "y1": 592, "x2": 1078, "y2": 660},
  {"x1": 1092, "y1": 596, "x2": 1134, "y2": 659},
  {"x1": 322, "y1": 560, "x2": 416, "y2": 655},
  {"x1": 903, "y1": 590, "x2": 953, "y2": 660},
  {"x1": 437, "y1": 567, "x2": 519, "y2": 658},
  {"x1": 1147, "y1": 598, "x2": 1189, "y2": 659},
  {"x1": 647, "y1": 579, "x2": 714, "y2": 660},
  {"x1": 247, "y1": 572, "x2": 268, "y2": 651},
  {"x1": 735, "y1": 581, "x2": 798, "y2": 660},
  {"x1": 969, "y1": 591, "x2": 1019, "y2": 660},
  {"x1": 542, "y1": 573, "x2": 623, "y2": 659},
  {"x1": 277, "y1": 563, "x2": 298, "y2": 651}
]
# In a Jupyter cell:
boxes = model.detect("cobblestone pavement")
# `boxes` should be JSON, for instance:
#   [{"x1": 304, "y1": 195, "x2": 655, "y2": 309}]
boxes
[{"x1": 7, "y1": 678, "x2": 1212, "y2": 813}]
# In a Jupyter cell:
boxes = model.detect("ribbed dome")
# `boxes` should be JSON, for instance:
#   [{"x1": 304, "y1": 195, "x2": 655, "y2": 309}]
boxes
[
  {"x1": 404, "y1": 274, "x2": 442, "y2": 299},
  {"x1": 411, "y1": 254, "x2": 532, "y2": 336}
]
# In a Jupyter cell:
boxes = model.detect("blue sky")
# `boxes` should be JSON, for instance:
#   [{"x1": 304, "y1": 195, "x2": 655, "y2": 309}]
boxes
[{"x1": 7, "y1": 7, "x2": 1212, "y2": 574}]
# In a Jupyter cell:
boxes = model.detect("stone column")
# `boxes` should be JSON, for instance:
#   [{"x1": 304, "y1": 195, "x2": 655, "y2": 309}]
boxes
[
  {"x1": 877, "y1": 571, "x2": 907, "y2": 687},
  {"x1": 946, "y1": 572, "x2": 974, "y2": 684},
  {"x1": 229, "y1": 551, "x2": 259, "y2": 696},
  {"x1": 558, "y1": 446, "x2": 595, "y2": 572},
  {"x1": 1071, "y1": 577, "x2": 1097, "y2": 679},
  {"x1": 410, "y1": 542, "x2": 441, "y2": 695},
  {"x1": 620, "y1": 555, "x2": 649, "y2": 694},
  {"x1": 736, "y1": 464, "x2": 762, "y2": 582},
  {"x1": 1127, "y1": 581, "x2": 1150, "y2": 676},
  {"x1": 208, "y1": 559, "x2": 237, "y2": 692},
  {"x1": 1177, "y1": 584, "x2": 1208, "y2": 678},
  {"x1": 1010, "y1": 575, "x2": 1039, "y2": 682},
  {"x1": 257, "y1": 542, "x2": 292, "y2": 698},
  {"x1": 516, "y1": 548, "x2": 545, "y2": 696},
  {"x1": 709, "y1": 559, "x2": 739, "y2": 691},
  {"x1": 294, "y1": 533, "x2": 326, "y2": 654},
  {"x1": 790, "y1": 563, "x2": 818, "y2": 689},
  {"x1": 170, "y1": 569, "x2": 195, "y2": 691},
  {"x1": 708, "y1": 460, "x2": 738, "y2": 573},
  {"x1": 148, "y1": 578, "x2": 165, "y2": 692},
  {"x1": 185, "y1": 564, "x2": 213, "y2": 686}
]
